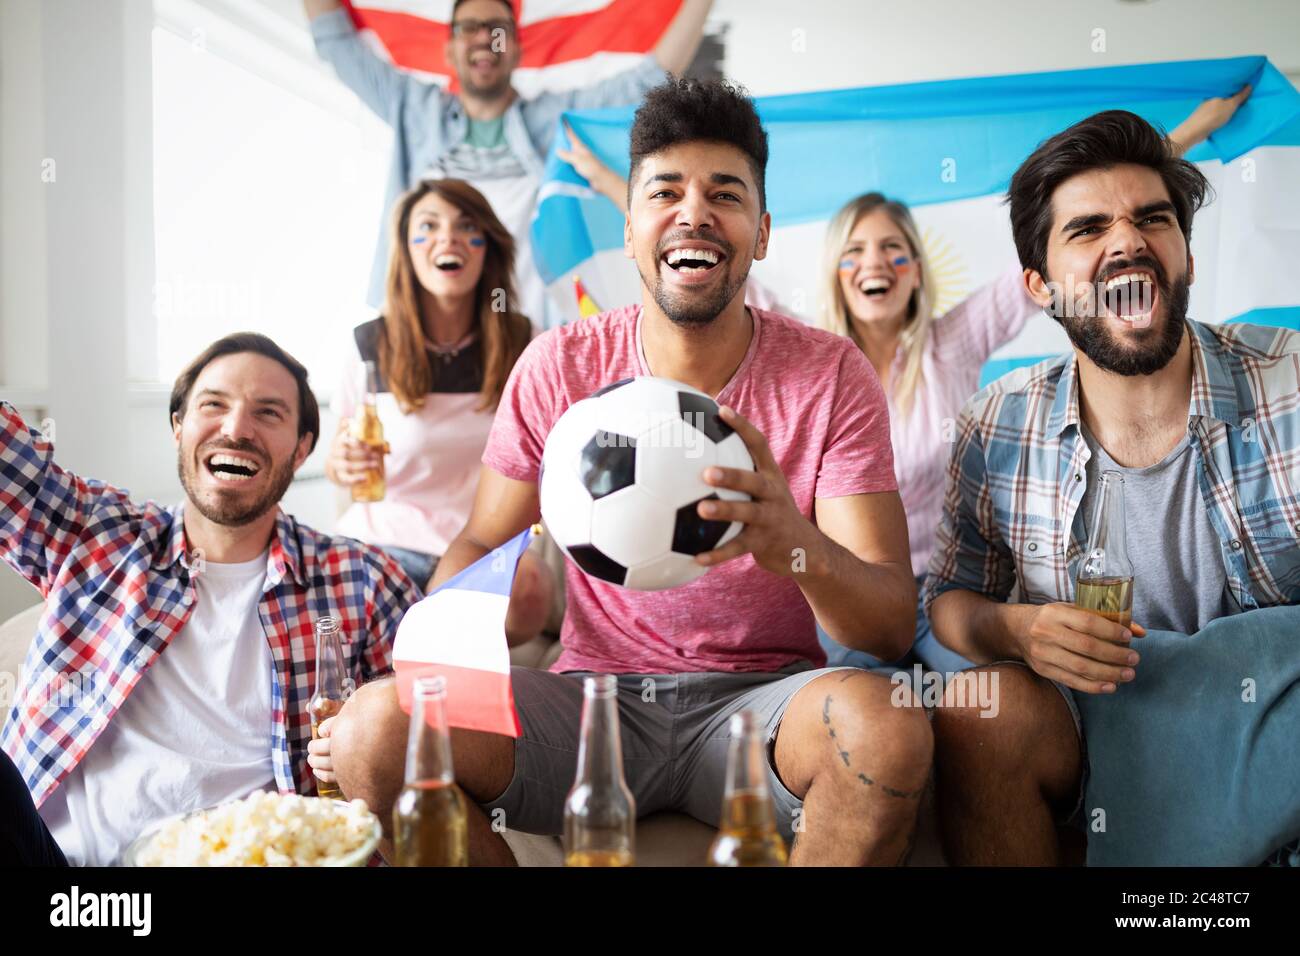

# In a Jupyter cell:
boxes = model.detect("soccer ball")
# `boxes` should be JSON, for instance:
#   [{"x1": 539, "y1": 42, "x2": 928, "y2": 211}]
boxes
[{"x1": 539, "y1": 376, "x2": 755, "y2": 590}]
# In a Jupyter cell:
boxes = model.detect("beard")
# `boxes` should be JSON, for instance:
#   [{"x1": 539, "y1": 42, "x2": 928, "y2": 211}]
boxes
[
  {"x1": 1054, "y1": 255, "x2": 1189, "y2": 377},
  {"x1": 178, "y1": 438, "x2": 295, "y2": 527},
  {"x1": 641, "y1": 230, "x2": 750, "y2": 327}
]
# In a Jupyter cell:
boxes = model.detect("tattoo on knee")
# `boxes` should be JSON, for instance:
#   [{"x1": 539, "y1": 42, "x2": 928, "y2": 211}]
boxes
[{"x1": 822, "y1": 694, "x2": 925, "y2": 800}]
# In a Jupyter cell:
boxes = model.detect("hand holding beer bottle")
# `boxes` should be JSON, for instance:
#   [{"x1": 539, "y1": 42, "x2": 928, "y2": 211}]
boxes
[
  {"x1": 327, "y1": 360, "x2": 390, "y2": 501},
  {"x1": 1075, "y1": 471, "x2": 1135, "y2": 627},
  {"x1": 1012, "y1": 469, "x2": 1146, "y2": 695},
  {"x1": 308, "y1": 616, "x2": 352, "y2": 800}
]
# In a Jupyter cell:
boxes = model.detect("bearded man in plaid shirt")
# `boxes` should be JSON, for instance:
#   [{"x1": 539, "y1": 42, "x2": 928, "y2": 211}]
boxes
[
  {"x1": 0, "y1": 333, "x2": 421, "y2": 866},
  {"x1": 923, "y1": 109, "x2": 1300, "y2": 865}
]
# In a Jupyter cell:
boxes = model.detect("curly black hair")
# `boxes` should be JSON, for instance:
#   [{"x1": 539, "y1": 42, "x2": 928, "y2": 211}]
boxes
[
  {"x1": 628, "y1": 77, "x2": 769, "y2": 212},
  {"x1": 1007, "y1": 109, "x2": 1212, "y2": 278}
]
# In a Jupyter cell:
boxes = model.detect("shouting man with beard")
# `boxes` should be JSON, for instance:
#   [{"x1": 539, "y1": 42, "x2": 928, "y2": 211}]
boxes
[
  {"x1": 0, "y1": 334, "x2": 422, "y2": 866},
  {"x1": 305, "y1": 0, "x2": 714, "y2": 323},
  {"x1": 315, "y1": 78, "x2": 931, "y2": 867},
  {"x1": 922, "y1": 110, "x2": 1300, "y2": 864}
]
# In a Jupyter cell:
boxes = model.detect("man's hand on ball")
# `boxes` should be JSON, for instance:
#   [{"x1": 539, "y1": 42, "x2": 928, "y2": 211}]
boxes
[{"x1": 694, "y1": 405, "x2": 815, "y2": 576}]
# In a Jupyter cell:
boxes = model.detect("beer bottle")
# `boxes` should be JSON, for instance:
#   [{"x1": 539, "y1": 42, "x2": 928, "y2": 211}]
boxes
[
  {"x1": 562, "y1": 674, "x2": 635, "y2": 867},
  {"x1": 1075, "y1": 469, "x2": 1135, "y2": 628},
  {"x1": 707, "y1": 710, "x2": 788, "y2": 866},
  {"x1": 393, "y1": 676, "x2": 469, "y2": 866},
  {"x1": 308, "y1": 616, "x2": 349, "y2": 800},
  {"x1": 350, "y1": 360, "x2": 387, "y2": 502}
]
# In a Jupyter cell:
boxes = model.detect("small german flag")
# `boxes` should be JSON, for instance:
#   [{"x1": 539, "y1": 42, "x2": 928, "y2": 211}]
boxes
[{"x1": 573, "y1": 276, "x2": 601, "y2": 319}]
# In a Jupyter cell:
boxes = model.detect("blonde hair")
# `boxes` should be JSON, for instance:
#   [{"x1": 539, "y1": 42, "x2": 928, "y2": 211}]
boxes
[
  {"x1": 380, "y1": 178, "x2": 531, "y2": 414},
  {"x1": 817, "y1": 193, "x2": 938, "y2": 419}
]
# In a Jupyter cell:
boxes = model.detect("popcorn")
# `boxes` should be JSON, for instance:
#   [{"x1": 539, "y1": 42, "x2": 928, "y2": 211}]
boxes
[{"x1": 135, "y1": 792, "x2": 378, "y2": 867}]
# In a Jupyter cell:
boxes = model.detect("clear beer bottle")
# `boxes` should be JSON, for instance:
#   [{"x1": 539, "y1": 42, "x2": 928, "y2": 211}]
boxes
[
  {"x1": 1075, "y1": 470, "x2": 1135, "y2": 629},
  {"x1": 308, "y1": 616, "x2": 348, "y2": 800},
  {"x1": 707, "y1": 710, "x2": 788, "y2": 866},
  {"x1": 393, "y1": 676, "x2": 469, "y2": 866},
  {"x1": 350, "y1": 360, "x2": 387, "y2": 503},
  {"x1": 563, "y1": 674, "x2": 635, "y2": 866}
]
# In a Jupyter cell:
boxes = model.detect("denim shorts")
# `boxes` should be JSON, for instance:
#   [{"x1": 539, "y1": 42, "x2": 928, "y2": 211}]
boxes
[
  {"x1": 378, "y1": 545, "x2": 438, "y2": 592},
  {"x1": 818, "y1": 575, "x2": 975, "y2": 675}
]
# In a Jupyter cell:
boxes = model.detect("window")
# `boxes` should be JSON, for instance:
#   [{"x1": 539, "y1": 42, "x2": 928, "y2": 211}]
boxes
[{"x1": 151, "y1": 23, "x2": 391, "y2": 398}]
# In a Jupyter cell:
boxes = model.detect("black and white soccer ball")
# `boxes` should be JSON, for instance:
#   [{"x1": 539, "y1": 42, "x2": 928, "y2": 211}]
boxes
[{"x1": 539, "y1": 376, "x2": 755, "y2": 590}]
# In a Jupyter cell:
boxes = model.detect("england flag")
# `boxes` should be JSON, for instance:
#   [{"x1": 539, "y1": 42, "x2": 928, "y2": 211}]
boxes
[{"x1": 341, "y1": 0, "x2": 684, "y2": 95}]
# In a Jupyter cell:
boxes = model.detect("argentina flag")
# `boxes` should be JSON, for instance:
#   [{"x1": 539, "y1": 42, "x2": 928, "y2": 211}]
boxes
[{"x1": 531, "y1": 55, "x2": 1300, "y2": 385}]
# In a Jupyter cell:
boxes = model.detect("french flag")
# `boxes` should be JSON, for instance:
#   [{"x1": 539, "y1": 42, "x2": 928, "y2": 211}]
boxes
[
  {"x1": 393, "y1": 526, "x2": 536, "y2": 737},
  {"x1": 341, "y1": 0, "x2": 683, "y2": 95}
]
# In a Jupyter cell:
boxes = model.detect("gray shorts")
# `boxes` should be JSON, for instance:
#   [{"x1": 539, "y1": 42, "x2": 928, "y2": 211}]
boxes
[{"x1": 480, "y1": 663, "x2": 857, "y2": 840}]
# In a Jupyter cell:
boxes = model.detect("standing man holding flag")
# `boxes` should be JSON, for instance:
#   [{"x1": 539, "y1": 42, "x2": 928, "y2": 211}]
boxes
[
  {"x1": 304, "y1": 0, "x2": 715, "y2": 323},
  {"x1": 315, "y1": 78, "x2": 933, "y2": 867}
]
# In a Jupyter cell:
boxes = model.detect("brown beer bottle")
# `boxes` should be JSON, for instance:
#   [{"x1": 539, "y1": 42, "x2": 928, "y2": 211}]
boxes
[
  {"x1": 563, "y1": 675, "x2": 635, "y2": 866},
  {"x1": 707, "y1": 710, "x2": 788, "y2": 866},
  {"x1": 308, "y1": 616, "x2": 348, "y2": 800},
  {"x1": 350, "y1": 360, "x2": 387, "y2": 503},
  {"x1": 393, "y1": 676, "x2": 469, "y2": 866},
  {"x1": 1075, "y1": 470, "x2": 1135, "y2": 628}
]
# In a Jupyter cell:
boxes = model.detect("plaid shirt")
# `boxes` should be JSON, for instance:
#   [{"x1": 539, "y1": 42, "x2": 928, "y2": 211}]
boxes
[
  {"x1": 0, "y1": 402, "x2": 422, "y2": 808},
  {"x1": 925, "y1": 320, "x2": 1300, "y2": 616}
]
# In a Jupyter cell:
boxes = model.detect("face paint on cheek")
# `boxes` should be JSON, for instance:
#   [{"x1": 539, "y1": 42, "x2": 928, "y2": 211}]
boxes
[
  {"x1": 891, "y1": 255, "x2": 911, "y2": 270},
  {"x1": 839, "y1": 259, "x2": 856, "y2": 273},
  {"x1": 411, "y1": 236, "x2": 427, "y2": 245},
  {"x1": 469, "y1": 237, "x2": 486, "y2": 247}
]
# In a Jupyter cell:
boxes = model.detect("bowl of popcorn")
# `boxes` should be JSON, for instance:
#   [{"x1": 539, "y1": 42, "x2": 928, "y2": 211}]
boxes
[{"x1": 123, "y1": 792, "x2": 382, "y2": 867}]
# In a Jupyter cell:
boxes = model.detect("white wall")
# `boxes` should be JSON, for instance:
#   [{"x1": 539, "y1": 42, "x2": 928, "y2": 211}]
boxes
[
  {"x1": 0, "y1": 0, "x2": 154, "y2": 620},
  {"x1": 2, "y1": 0, "x2": 1299, "y2": 623},
  {"x1": 714, "y1": 0, "x2": 1300, "y2": 93}
]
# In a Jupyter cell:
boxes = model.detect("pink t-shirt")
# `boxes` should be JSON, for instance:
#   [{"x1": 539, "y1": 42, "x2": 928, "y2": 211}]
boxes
[{"x1": 483, "y1": 305, "x2": 897, "y2": 674}]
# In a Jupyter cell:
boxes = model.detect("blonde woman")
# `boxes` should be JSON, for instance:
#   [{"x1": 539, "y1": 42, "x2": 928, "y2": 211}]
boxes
[
  {"x1": 815, "y1": 88, "x2": 1252, "y2": 671},
  {"x1": 817, "y1": 193, "x2": 1038, "y2": 671},
  {"x1": 327, "y1": 178, "x2": 552, "y2": 636}
]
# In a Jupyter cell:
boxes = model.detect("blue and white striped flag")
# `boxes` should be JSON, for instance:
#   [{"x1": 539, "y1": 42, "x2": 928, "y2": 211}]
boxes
[{"x1": 532, "y1": 56, "x2": 1300, "y2": 385}]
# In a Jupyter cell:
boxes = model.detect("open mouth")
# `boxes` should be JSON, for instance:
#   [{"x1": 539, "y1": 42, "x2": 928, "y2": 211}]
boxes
[
  {"x1": 661, "y1": 245, "x2": 725, "y2": 279},
  {"x1": 434, "y1": 253, "x2": 465, "y2": 274},
  {"x1": 857, "y1": 276, "x2": 894, "y2": 299},
  {"x1": 204, "y1": 451, "x2": 262, "y2": 483},
  {"x1": 1098, "y1": 270, "x2": 1157, "y2": 327}
]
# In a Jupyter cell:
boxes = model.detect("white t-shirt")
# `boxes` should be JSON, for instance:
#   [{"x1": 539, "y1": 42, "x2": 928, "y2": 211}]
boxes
[{"x1": 39, "y1": 552, "x2": 277, "y2": 865}]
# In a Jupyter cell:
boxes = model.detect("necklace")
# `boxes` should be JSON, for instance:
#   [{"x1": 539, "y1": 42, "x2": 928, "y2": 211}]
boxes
[{"x1": 424, "y1": 329, "x2": 477, "y2": 364}]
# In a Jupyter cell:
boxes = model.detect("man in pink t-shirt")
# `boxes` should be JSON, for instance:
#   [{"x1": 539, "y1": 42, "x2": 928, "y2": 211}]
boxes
[{"x1": 326, "y1": 78, "x2": 929, "y2": 866}]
